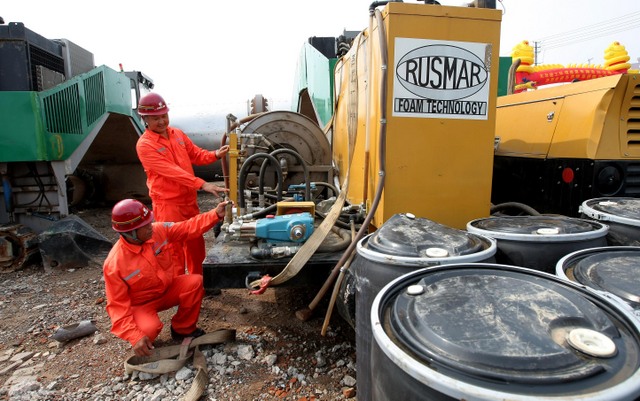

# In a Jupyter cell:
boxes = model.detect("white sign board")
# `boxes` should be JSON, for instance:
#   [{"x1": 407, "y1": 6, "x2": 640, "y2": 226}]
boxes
[{"x1": 393, "y1": 38, "x2": 492, "y2": 120}]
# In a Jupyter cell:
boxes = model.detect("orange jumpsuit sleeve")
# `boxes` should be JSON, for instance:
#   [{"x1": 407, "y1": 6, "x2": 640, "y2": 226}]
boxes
[
  {"x1": 137, "y1": 136, "x2": 206, "y2": 191},
  {"x1": 103, "y1": 245, "x2": 148, "y2": 346},
  {"x1": 160, "y1": 208, "x2": 222, "y2": 242}
]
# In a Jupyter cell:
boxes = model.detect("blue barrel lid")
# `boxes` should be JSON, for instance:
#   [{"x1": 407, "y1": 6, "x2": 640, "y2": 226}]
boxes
[
  {"x1": 363, "y1": 213, "x2": 494, "y2": 259},
  {"x1": 581, "y1": 197, "x2": 640, "y2": 227},
  {"x1": 557, "y1": 246, "x2": 640, "y2": 310},
  {"x1": 373, "y1": 264, "x2": 640, "y2": 399},
  {"x1": 467, "y1": 215, "x2": 608, "y2": 242}
]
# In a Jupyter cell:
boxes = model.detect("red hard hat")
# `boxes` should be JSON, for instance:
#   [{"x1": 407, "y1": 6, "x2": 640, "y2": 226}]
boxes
[
  {"x1": 111, "y1": 199, "x2": 154, "y2": 232},
  {"x1": 137, "y1": 93, "x2": 170, "y2": 116}
]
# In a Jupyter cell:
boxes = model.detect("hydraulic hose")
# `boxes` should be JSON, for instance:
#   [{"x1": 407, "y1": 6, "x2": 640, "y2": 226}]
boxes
[
  {"x1": 317, "y1": 226, "x2": 352, "y2": 253},
  {"x1": 238, "y1": 153, "x2": 283, "y2": 214},
  {"x1": 362, "y1": 5, "x2": 375, "y2": 206},
  {"x1": 491, "y1": 202, "x2": 541, "y2": 216},
  {"x1": 227, "y1": 113, "x2": 264, "y2": 133},
  {"x1": 369, "y1": 1, "x2": 391, "y2": 12},
  {"x1": 321, "y1": 219, "x2": 357, "y2": 336},
  {"x1": 315, "y1": 209, "x2": 360, "y2": 230},
  {"x1": 311, "y1": 181, "x2": 339, "y2": 199},
  {"x1": 238, "y1": 203, "x2": 279, "y2": 220},
  {"x1": 258, "y1": 148, "x2": 311, "y2": 201}
]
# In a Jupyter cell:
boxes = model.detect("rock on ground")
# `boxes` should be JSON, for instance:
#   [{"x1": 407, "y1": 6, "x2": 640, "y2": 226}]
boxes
[{"x1": 0, "y1": 195, "x2": 358, "y2": 400}]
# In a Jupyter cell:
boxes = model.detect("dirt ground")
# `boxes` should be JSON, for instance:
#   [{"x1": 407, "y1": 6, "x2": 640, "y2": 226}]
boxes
[{"x1": 0, "y1": 194, "x2": 357, "y2": 400}]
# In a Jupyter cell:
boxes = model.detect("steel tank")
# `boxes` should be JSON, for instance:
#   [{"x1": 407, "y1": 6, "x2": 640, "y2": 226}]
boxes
[
  {"x1": 556, "y1": 246, "x2": 640, "y2": 320},
  {"x1": 343, "y1": 213, "x2": 496, "y2": 401},
  {"x1": 171, "y1": 111, "x2": 228, "y2": 181},
  {"x1": 466, "y1": 215, "x2": 608, "y2": 273},
  {"x1": 581, "y1": 197, "x2": 640, "y2": 246},
  {"x1": 371, "y1": 263, "x2": 640, "y2": 401}
]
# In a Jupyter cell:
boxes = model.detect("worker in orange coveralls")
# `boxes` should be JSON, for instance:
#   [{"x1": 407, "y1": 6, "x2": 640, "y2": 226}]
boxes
[
  {"x1": 135, "y1": 92, "x2": 229, "y2": 276},
  {"x1": 103, "y1": 198, "x2": 231, "y2": 356}
]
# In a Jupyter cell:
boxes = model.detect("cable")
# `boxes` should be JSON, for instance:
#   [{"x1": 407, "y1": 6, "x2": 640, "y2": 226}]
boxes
[
  {"x1": 534, "y1": 11, "x2": 640, "y2": 52},
  {"x1": 538, "y1": 11, "x2": 640, "y2": 42},
  {"x1": 543, "y1": 23, "x2": 640, "y2": 51}
]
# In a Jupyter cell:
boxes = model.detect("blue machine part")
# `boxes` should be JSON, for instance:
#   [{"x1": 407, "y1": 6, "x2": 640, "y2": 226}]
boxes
[
  {"x1": 288, "y1": 183, "x2": 317, "y2": 191},
  {"x1": 288, "y1": 183, "x2": 316, "y2": 201},
  {"x1": 255, "y1": 212, "x2": 314, "y2": 243}
]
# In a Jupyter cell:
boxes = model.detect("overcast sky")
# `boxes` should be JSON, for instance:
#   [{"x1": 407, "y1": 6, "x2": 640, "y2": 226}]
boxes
[{"x1": 3, "y1": 0, "x2": 640, "y2": 118}]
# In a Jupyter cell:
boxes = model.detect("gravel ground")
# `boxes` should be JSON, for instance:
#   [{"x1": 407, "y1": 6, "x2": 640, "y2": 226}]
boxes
[{"x1": 0, "y1": 195, "x2": 358, "y2": 401}]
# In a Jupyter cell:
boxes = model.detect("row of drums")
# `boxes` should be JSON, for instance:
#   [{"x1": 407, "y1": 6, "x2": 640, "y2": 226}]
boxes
[{"x1": 337, "y1": 197, "x2": 640, "y2": 401}]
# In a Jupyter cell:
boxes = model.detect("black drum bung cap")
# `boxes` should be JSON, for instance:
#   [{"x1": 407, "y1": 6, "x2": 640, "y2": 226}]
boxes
[
  {"x1": 365, "y1": 213, "x2": 487, "y2": 257},
  {"x1": 380, "y1": 265, "x2": 640, "y2": 389}
]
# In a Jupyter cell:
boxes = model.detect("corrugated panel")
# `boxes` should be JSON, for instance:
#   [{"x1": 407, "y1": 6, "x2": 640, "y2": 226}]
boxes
[
  {"x1": 42, "y1": 83, "x2": 82, "y2": 135},
  {"x1": 83, "y1": 71, "x2": 105, "y2": 126}
]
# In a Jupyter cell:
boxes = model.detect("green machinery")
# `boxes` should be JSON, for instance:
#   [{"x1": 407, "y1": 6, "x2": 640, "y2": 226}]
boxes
[
  {"x1": 0, "y1": 22, "x2": 153, "y2": 234},
  {"x1": 0, "y1": 22, "x2": 153, "y2": 271}
]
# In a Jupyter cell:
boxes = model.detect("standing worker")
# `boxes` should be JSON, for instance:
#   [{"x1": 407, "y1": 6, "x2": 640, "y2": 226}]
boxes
[
  {"x1": 103, "y1": 198, "x2": 231, "y2": 356},
  {"x1": 136, "y1": 92, "x2": 229, "y2": 276}
]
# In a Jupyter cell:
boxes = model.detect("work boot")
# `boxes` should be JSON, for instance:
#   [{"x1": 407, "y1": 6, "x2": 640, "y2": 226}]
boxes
[{"x1": 171, "y1": 326, "x2": 206, "y2": 342}]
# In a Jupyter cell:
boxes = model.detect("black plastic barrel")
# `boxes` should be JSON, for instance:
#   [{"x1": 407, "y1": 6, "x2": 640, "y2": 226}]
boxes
[
  {"x1": 343, "y1": 213, "x2": 496, "y2": 401},
  {"x1": 556, "y1": 246, "x2": 640, "y2": 319},
  {"x1": 581, "y1": 197, "x2": 640, "y2": 246},
  {"x1": 466, "y1": 215, "x2": 608, "y2": 273},
  {"x1": 371, "y1": 263, "x2": 640, "y2": 401}
]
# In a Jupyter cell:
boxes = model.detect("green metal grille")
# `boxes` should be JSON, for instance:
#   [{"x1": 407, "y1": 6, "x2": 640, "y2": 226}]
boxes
[
  {"x1": 84, "y1": 71, "x2": 106, "y2": 126},
  {"x1": 42, "y1": 83, "x2": 83, "y2": 135},
  {"x1": 0, "y1": 65, "x2": 145, "y2": 162}
]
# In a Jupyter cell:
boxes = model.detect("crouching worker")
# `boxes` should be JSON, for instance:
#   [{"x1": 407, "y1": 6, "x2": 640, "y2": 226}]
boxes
[{"x1": 103, "y1": 198, "x2": 231, "y2": 356}]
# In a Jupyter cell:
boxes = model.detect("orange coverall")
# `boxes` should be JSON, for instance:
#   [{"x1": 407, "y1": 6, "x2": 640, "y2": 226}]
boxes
[
  {"x1": 103, "y1": 209, "x2": 221, "y2": 347},
  {"x1": 136, "y1": 126, "x2": 221, "y2": 276}
]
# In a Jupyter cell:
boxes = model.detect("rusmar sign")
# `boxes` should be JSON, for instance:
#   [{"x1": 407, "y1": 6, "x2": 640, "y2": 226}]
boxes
[{"x1": 393, "y1": 38, "x2": 492, "y2": 120}]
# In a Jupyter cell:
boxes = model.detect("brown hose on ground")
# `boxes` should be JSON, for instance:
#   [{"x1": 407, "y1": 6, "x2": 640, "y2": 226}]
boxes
[{"x1": 320, "y1": 220, "x2": 356, "y2": 336}]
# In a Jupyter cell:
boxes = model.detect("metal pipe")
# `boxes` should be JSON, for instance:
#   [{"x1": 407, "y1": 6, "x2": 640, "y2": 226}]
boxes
[
  {"x1": 222, "y1": 114, "x2": 237, "y2": 189},
  {"x1": 222, "y1": 112, "x2": 264, "y2": 189}
]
